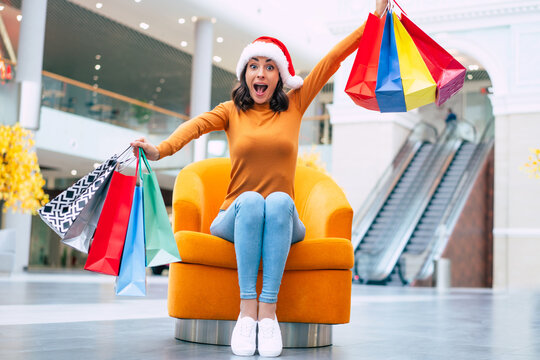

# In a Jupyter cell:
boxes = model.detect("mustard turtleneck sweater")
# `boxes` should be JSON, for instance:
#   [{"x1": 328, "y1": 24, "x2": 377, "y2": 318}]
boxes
[{"x1": 156, "y1": 21, "x2": 368, "y2": 210}]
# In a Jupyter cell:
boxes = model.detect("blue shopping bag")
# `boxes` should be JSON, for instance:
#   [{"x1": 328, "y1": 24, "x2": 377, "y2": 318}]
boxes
[
  {"x1": 375, "y1": 11, "x2": 407, "y2": 112},
  {"x1": 116, "y1": 185, "x2": 146, "y2": 296}
]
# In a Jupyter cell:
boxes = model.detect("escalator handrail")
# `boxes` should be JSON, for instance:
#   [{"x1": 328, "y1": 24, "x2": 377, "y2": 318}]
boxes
[
  {"x1": 356, "y1": 123, "x2": 461, "y2": 280},
  {"x1": 369, "y1": 132, "x2": 464, "y2": 280},
  {"x1": 416, "y1": 118, "x2": 495, "y2": 279},
  {"x1": 351, "y1": 122, "x2": 437, "y2": 250}
]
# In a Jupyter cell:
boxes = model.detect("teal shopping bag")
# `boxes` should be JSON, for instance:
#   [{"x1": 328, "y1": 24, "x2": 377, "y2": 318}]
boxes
[
  {"x1": 116, "y1": 184, "x2": 146, "y2": 296},
  {"x1": 139, "y1": 148, "x2": 181, "y2": 266},
  {"x1": 375, "y1": 11, "x2": 407, "y2": 112}
]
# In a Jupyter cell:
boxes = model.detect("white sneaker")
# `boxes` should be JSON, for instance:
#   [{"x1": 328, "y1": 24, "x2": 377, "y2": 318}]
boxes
[
  {"x1": 231, "y1": 315, "x2": 257, "y2": 356},
  {"x1": 257, "y1": 316, "x2": 283, "y2": 357}
]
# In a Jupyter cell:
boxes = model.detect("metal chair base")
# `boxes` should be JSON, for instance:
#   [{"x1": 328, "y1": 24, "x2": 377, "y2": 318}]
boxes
[{"x1": 174, "y1": 319, "x2": 332, "y2": 348}]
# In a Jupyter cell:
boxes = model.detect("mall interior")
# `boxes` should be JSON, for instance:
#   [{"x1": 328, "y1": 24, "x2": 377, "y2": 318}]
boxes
[{"x1": 1, "y1": 0, "x2": 540, "y2": 359}]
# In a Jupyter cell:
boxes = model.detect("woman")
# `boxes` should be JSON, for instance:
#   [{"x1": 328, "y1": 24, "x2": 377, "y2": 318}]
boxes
[{"x1": 132, "y1": 0, "x2": 387, "y2": 356}]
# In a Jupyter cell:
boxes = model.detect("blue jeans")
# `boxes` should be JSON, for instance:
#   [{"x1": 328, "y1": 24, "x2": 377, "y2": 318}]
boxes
[{"x1": 210, "y1": 191, "x2": 306, "y2": 304}]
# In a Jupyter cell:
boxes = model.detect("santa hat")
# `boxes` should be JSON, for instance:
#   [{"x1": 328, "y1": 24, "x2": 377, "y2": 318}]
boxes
[{"x1": 236, "y1": 36, "x2": 304, "y2": 89}]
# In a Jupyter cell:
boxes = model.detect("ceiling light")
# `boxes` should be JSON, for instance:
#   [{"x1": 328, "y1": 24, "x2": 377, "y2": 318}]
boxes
[
  {"x1": 211, "y1": 17, "x2": 217, "y2": 24},
  {"x1": 148, "y1": 100, "x2": 155, "y2": 105},
  {"x1": 139, "y1": 22, "x2": 149, "y2": 30},
  {"x1": 191, "y1": 16, "x2": 198, "y2": 22},
  {"x1": 71, "y1": 169, "x2": 78, "y2": 176},
  {"x1": 467, "y1": 74, "x2": 473, "y2": 80},
  {"x1": 159, "y1": 78, "x2": 165, "y2": 84},
  {"x1": 216, "y1": 37, "x2": 224, "y2": 43},
  {"x1": 156, "y1": 87, "x2": 162, "y2": 92},
  {"x1": 95, "y1": 54, "x2": 101, "y2": 60},
  {"x1": 134, "y1": 0, "x2": 142, "y2": 2},
  {"x1": 16, "y1": 15, "x2": 22, "y2": 21},
  {"x1": 468, "y1": 64, "x2": 479, "y2": 71},
  {"x1": 93, "y1": 75, "x2": 99, "y2": 81},
  {"x1": 181, "y1": 41, "x2": 188, "y2": 47},
  {"x1": 96, "y1": 3, "x2": 103, "y2": 9},
  {"x1": 178, "y1": 18, "x2": 186, "y2": 24},
  {"x1": 95, "y1": 64, "x2": 101, "y2": 70},
  {"x1": 93, "y1": 84, "x2": 99, "y2": 88},
  {"x1": 213, "y1": 56, "x2": 222, "y2": 63}
]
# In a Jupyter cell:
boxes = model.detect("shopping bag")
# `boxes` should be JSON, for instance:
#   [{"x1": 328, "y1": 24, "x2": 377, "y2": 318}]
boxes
[
  {"x1": 345, "y1": 12, "x2": 385, "y2": 111},
  {"x1": 116, "y1": 185, "x2": 146, "y2": 296},
  {"x1": 139, "y1": 148, "x2": 181, "y2": 267},
  {"x1": 392, "y1": 12, "x2": 436, "y2": 110},
  {"x1": 400, "y1": 12, "x2": 466, "y2": 106},
  {"x1": 38, "y1": 155, "x2": 118, "y2": 249},
  {"x1": 375, "y1": 11, "x2": 407, "y2": 112},
  {"x1": 61, "y1": 168, "x2": 114, "y2": 253},
  {"x1": 84, "y1": 157, "x2": 138, "y2": 275}
]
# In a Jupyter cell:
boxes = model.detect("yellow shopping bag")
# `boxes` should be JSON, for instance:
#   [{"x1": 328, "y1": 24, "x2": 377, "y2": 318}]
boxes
[{"x1": 392, "y1": 12, "x2": 436, "y2": 110}]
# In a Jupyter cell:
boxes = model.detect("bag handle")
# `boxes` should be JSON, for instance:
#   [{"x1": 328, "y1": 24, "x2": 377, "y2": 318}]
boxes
[
  {"x1": 138, "y1": 147, "x2": 153, "y2": 175},
  {"x1": 389, "y1": 0, "x2": 407, "y2": 17}
]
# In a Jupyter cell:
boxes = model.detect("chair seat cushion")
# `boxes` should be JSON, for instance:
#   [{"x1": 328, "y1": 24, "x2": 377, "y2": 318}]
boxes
[{"x1": 175, "y1": 231, "x2": 354, "y2": 270}]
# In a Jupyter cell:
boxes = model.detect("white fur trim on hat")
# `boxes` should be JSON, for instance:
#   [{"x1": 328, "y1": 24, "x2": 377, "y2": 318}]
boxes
[{"x1": 236, "y1": 41, "x2": 304, "y2": 89}]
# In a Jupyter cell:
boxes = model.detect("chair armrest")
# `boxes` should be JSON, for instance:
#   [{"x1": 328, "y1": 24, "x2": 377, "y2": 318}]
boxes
[
  {"x1": 172, "y1": 170, "x2": 204, "y2": 233},
  {"x1": 300, "y1": 179, "x2": 353, "y2": 240}
]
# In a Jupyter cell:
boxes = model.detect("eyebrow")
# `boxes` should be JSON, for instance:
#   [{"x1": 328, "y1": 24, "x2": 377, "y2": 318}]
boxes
[{"x1": 250, "y1": 57, "x2": 273, "y2": 63}]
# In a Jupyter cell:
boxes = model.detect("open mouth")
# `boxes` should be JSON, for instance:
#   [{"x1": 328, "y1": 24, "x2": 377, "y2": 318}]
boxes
[{"x1": 253, "y1": 84, "x2": 268, "y2": 96}]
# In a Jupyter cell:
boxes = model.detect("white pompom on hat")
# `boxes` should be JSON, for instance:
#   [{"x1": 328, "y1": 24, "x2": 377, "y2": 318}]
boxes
[{"x1": 236, "y1": 36, "x2": 304, "y2": 89}]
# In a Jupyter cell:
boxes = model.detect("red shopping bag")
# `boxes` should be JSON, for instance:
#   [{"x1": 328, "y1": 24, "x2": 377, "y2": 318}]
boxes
[
  {"x1": 345, "y1": 12, "x2": 386, "y2": 111},
  {"x1": 400, "y1": 13, "x2": 465, "y2": 106},
  {"x1": 84, "y1": 157, "x2": 138, "y2": 275}
]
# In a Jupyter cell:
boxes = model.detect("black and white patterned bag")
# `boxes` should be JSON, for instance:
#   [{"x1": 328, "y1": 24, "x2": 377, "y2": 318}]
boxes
[{"x1": 38, "y1": 151, "x2": 128, "y2": 253}]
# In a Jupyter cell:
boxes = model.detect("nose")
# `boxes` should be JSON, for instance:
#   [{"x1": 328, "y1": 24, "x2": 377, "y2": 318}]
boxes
[{"x1": 256, "y1": 67, "x2": 265, "y2": 78}]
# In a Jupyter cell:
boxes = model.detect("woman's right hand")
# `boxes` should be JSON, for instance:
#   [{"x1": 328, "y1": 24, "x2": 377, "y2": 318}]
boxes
[{"x1": 130, "y1": 137, "x2": 160, "y2": 161}]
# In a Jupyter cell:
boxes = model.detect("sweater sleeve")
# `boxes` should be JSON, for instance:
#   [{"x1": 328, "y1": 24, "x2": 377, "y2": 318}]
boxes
[
  {"x1": 290, "y1": 18, "x2": 371, "y2": 114},
  {"x1": 156, "y1": 101, "x2": 231, "y2": 159}
]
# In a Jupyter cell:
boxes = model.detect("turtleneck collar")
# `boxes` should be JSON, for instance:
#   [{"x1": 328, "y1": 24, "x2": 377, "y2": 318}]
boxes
[{"x1": 252, "y1": 102, "x2": 271, "y2": 111}]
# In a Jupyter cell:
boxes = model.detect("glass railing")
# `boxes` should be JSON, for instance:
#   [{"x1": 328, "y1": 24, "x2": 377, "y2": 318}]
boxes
[{"x1": 41, "y1": 71, "x2": 188, "y2": 135}]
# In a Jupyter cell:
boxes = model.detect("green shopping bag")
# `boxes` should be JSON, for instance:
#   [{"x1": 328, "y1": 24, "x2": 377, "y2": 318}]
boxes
[{"x1": 139, "y1": 148, "x2": 181, "y2": 266}]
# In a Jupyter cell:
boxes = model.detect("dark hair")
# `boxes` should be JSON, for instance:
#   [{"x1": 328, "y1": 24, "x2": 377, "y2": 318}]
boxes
[{"x1": 232, "y1": 66, "x2": 289, "y2": 112}]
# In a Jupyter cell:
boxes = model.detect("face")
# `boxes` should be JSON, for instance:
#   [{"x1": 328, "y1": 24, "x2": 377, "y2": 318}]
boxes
[{"x1": 245, "y1": 56, "x2": 279, "y2": 105}]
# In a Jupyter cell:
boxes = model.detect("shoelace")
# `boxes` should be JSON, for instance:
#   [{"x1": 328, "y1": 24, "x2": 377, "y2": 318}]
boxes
[
  {"x1": 259, "y1": 321, "x2": 274, "y2": 339},
  {"x1": 239, "y1": 319, "x2": 255, "y2": 337}
]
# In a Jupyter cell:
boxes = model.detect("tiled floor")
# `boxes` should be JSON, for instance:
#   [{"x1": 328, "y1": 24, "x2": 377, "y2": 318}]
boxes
[{"x1": 0, "y1": 273, "x2": 538, "y2": 360}]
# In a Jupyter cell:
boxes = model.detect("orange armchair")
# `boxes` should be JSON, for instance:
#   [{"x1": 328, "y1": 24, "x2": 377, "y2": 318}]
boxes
[{"x1": 168, "y1": 158, "x2": 354, "y2": 347}]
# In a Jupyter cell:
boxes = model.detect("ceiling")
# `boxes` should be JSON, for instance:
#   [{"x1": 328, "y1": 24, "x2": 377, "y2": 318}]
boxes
[
  {"x1": 0, "y1": 0, "x2": 489, "y2": 117},
  {"x1": 0, "y1": 0, "x2": 491, "y2": 186}
]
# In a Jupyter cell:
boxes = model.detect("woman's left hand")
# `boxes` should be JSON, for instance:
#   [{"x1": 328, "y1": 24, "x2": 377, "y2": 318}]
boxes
[{"x1": 376, "y1": 0, "x2": 388, "y2": 16}]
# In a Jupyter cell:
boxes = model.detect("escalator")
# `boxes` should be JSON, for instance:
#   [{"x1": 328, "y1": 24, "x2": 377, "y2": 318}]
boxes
[
  {"x1": 353, "y1": 119, "x2": 494, "y2": 285},
  {"x1": 357, "y1": 143, "x2": 434, "y2": 254}
]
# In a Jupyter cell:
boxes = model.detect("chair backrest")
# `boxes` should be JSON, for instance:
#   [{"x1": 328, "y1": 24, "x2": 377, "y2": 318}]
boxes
[{"x1": 173, "y1": 158, "x2": 352, "y2": 239}]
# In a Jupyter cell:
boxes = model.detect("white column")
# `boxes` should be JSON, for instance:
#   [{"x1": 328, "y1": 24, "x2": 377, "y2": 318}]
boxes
[
  {"x1": 190, "y1": 18, "x2": 214, "y2": 162},
  {"x1": 16, "y1": 0, "x2": 48, "y2": 130},
  {"x1": 3, "y1": 211, "x2": 32, "y2": 273}
]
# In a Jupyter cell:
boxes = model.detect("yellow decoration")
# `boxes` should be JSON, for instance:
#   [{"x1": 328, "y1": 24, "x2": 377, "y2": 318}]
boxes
[
  {"x1": 0, "y1": 123, "x2": 49, "y2": 214},
  {"x1": 297, "y1": 147, "x2": 329, "y2": 175},
  {"x1": 520, "y1": 148, "x2": 540, "y2": 179}
]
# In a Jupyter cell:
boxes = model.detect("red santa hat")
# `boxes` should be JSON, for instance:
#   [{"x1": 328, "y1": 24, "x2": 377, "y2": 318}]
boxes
[{"x1": 236, "y1": 36, "x2": 304, "y2": 89}]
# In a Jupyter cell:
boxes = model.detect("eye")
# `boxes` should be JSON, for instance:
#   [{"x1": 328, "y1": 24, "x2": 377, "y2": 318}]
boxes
[
  {"x1": 266, "y1": 65, "x2": 274, "y2": 71},
  {"x1": 249, "y1": 63, "x2": 258, "y2": 70}
]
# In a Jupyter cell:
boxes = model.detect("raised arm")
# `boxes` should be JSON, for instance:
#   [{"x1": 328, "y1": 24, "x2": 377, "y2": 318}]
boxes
[{"x1": 292, "y1": 1, "x2": 387, "y2": 113}]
